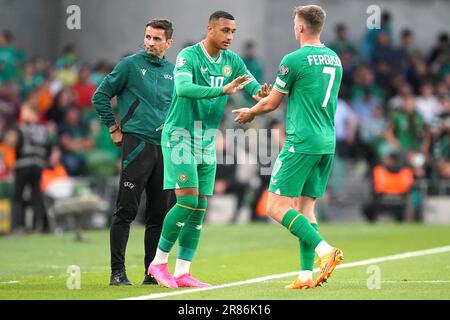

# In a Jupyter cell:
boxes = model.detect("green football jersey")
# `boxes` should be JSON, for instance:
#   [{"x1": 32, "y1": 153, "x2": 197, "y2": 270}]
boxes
[
  {"x1": 162, "y1": 41, "x2": 260, "y2": 150},
  {"x1": 274, "y1": 44, "x2": 343, "y2": 154}
]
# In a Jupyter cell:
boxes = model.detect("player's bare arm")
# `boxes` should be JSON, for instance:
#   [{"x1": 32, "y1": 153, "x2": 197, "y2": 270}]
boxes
[{"x1": 232, "y1": 88, "x2": 284, "y2": 123}]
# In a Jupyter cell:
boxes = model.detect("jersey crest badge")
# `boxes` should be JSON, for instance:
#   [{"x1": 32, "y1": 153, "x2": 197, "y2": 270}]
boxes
[
  {"x1": 222, "y1": 65, "x2": 233, "y2": 77},
  {"x1": 178, "y1": 173, "x2": 188, "y2": 183}
]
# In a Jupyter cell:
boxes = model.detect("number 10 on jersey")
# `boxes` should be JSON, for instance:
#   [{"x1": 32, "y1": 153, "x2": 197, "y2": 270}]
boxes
[{"x1": 210, "y1": 76, "x2": 224, "y2": 87}]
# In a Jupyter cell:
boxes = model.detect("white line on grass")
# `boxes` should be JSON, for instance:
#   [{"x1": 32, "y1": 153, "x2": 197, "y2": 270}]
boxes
[
  {"x1": 121, "y1": 245, "x2": 450, "y2": 300},
  {"x1": 0, "y1": 281, "x2": 20, "y2": 284}
]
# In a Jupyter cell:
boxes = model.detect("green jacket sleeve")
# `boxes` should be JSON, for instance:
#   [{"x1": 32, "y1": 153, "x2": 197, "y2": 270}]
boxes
[
  {"x1": 92, "y1": 59, "x2": 129, "y2": 128},
  {"x1": 234, "y1": 54, "x2": 262, "y2": 98},
  {"x1": 175, "y1": 74, "x2": 224, "y2": 99}
]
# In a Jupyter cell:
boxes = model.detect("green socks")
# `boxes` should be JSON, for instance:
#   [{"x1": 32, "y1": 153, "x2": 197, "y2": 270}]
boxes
[
  {"x1": 281, "y1": 209, "x2": 323, "y2": 248},
  {"x1": 300, "y1": 223, "x2": 318, "y2": 271},
  {"x1": 178, "y1": 197, "x2": 207, "y2": 261},
  {"x1": 157, "y1": 195, "x2": 198, "y2": 253}
]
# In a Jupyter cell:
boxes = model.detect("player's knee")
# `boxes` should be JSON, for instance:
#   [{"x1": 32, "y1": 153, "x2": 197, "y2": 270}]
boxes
[
  {"x1": 266, "y1": 200, "x2": 281, "y2": 220},
  {"x1": 176, "y1": 195, "x2": 199, "y2": 210}
]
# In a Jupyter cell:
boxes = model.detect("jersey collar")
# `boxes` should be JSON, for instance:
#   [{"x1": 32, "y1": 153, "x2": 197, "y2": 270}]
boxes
[
  {"x1": 200, "y1": 41, "x2": 222, "y2": 64},
  {"x1": 138, "y1": 50, "x2": 167, "y2": 66},
  {"x1": 303, "y1": 43, "x2": 326, "y2": 48}
]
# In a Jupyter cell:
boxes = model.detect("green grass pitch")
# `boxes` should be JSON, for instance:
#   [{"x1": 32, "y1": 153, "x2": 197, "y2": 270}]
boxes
[{"x1": 1, "y1": 223, "x2": 449, "y2": 300}]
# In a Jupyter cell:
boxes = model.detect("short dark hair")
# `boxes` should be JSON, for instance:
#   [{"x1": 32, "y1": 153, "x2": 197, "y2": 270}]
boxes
[
  {"x1": 401, "y1": 28, "x2": 412, "y2": 38},
  {"x1": 145, "y1": 19, "x2": 173, "y2": 39},
  {"x1": 209, "y1": 11, "x2": 235, "y2": 23},
  {"x1": 293, "y1": 5, "x2": 326, "y2": 35}
]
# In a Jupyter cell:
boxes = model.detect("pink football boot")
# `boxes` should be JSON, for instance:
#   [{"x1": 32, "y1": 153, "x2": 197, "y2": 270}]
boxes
[
  {"x1": 174, "y1": 273, "x2": 211, "y2": 288},
  {"x1": 147, "y1": 263, "x2": 178, "y2": 288}
]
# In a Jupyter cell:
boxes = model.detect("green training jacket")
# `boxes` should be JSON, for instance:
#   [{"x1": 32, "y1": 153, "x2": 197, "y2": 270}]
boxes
[{"x1": 92, "y1": 50, "x2": 174, "y2": 145}]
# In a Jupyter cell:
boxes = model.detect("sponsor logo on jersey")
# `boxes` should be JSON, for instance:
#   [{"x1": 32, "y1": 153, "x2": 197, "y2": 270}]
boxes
[
  {"x1": 141, "y1": 69, "x2": 147, "y2": 76},
  {"x1": 176, "y1": 57, "x2": 186, "y2": 67},
  {"x1": 222, "y1": 65, "x2": 233, "y2": 77},
  {"x1": 178, "y1": 173, "x2": 188, "y2": 183},
  {"x1": 280, "y1": 64, "x2": 290, "y2": 76},
  {"x1": 164, "y1": 74, "x2": 173, "y2": 80},
  {"x1": 201, "y1": 66, "x2": 208, "y2": 72}
]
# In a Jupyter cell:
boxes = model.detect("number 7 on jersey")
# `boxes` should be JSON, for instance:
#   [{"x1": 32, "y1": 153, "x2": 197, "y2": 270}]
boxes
[{"x1": 322, "y1": 67, "x2": 335, "y2": 108}]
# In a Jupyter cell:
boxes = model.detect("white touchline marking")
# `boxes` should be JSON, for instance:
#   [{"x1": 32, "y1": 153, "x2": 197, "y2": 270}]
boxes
[
  {"x1": 121, "y1": 245, "x2": 450, "y2": 300},
  {"x1": 0, "y1": 281, "x2": 20, "y2": 284}
]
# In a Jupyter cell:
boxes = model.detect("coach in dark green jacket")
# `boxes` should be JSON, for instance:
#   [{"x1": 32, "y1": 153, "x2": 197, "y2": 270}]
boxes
[{"x1": 92, "y1": 19, "x2": 174, "y2": 286}]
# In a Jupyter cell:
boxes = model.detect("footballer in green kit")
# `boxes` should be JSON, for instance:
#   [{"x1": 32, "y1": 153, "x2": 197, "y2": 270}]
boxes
[
  {"x1": 148, "y1": 11, "x2": 270, "y2": 288},
  {"x1": 234, "y1": 5, "x2": 344, "y2": 289}
]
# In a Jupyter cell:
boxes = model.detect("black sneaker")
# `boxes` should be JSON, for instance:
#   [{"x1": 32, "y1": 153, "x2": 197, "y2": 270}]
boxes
[
  {"x1": 110, "y1": 270, "x2": 132, "y2": 286},
  {"x1": 141, "y1": 274, "x2": 158, "y2": 285}
]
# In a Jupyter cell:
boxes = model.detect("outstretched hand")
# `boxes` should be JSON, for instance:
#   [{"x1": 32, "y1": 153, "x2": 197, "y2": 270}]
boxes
[
  {"x1": 254, "y1": 83, "x2": 272, "y2": 101},
  {"x1": 223, "y1": 75, "x2": 249, "y2": 95},
  {"x1": 232, "y1": 107, "x2": 255, "y2": 124}
]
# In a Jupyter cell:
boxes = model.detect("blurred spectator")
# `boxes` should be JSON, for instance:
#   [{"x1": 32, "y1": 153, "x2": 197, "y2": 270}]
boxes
[
  {"x1": 351, "y1": 65, "x2": 384, "y2": 106},
  {"x1": 0, "y1": 30, "x2": 25, "y2": 82},
  {"x1": 12, "y1": 104, "x2": 54, "y2": 233},
  {"x1": 35, "y1": 73, "x2": 55, "y2": 120},
  {"x1": 214, "y1": 133, "x2": 250, "y2": 224},
  {"x1": 46, "y1": 88, "x2": 76, "y2": 124},
  {"x1": 362, "y1": 11, "x2": 394, "y2": 62},
  {"x1": 20, "y1": 61, "x2": 39, "y2": 99},
  {"x1": 47, "y1": 67, "x2": 63, "y2": 96},
  {"x1": 242, "y1": 41, "x2": 263, "y2": 83},
  {"x1": 416, "y1": 81, "x2": 442, "y2": 125},
  {"x1": 371, "y1": 32, "x2": 402, "y2": 78},
  {"x1": 339, "y1": 49, "x2": 357, "y2": 89},
  {"x1": 0, "y1": 128, "x2": 17, "y2": 179},
  {"x1": 398, "y1": 29, "x2": 419, "y2": 67},
  {"x1": 71, "y1": 66, "x2": 96, "y2": 109},
  {"x1": 406, "y1": 52, "x2": 430, "y2": 93},
  {"x1": 85, "y1": 120, "x2": 119, "y2": 177},
  {"x1": 238, "y1": 41, "x2": 264, "y2": 107},
  {"x1": 357, "y1": 105, "x2": 388, "y2": 170},
  {"x1": 335, "y1": 88, "x2": 358, "y2": 159},
  {"x1": 58, "y1": 106, "x2": 93, "y2": 176},
  {"x1": 0, "y1": 81, "x2": 21, "y2": 122},
  {"x1": 428, "y1": 32, "x2": 450, "y2": 66},
  {"x1": 431, "y1": 97, "x2": 450, "y2": 179},
  {"x1": 249, "y1": 120, "x2": 285, "y2": 222},
  {"x1": 90, "y1": 61, "x2": 112, "y2": 86},
  {"x1": 387, "y1": 81, "x2": 413, "y2": 110},
  {"x1": 56, "y1": 45, "x2": 78, "y2": 87},
  {"x1": 329, "y1": 23, "x2": 358, "y2": 57},
  {"x1": 56, "y1": 44, "x2": 79, "y2": 70},
  {"x1": 385, "y1": 94, "x2": 430, "y2": 177}
]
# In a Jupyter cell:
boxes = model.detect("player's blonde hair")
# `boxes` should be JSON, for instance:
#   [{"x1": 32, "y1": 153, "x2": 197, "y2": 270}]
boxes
[{"x1": 293, "y1": 5, "x2": 326, "y2": 35}]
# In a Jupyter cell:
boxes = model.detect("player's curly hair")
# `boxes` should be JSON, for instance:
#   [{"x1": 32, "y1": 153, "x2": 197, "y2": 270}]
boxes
[{"x1": 293, "y1": 5, "x2": 326, "y2": 35}]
